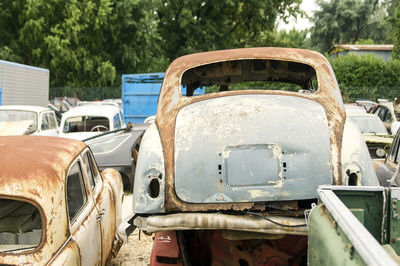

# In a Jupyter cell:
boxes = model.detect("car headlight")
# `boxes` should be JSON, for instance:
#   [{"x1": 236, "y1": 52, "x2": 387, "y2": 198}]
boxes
[{"x1": 376, "y1": 148, "x2": 386, "y2": 158}]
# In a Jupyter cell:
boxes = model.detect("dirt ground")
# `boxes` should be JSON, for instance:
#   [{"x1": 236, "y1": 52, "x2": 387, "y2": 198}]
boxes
[{"x1": 110, "y1": 193, "x2": 154, "y2": 266}]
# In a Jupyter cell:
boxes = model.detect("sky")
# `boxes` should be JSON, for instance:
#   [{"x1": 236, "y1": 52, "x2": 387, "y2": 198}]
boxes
[{"x1": 277, "y1": 0, "x2": 319, "y2": 31}]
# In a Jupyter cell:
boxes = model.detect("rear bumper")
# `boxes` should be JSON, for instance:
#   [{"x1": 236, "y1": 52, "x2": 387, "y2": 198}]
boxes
[{"x1": 132, "y1": 213, "x2": 308, "y2": 235}]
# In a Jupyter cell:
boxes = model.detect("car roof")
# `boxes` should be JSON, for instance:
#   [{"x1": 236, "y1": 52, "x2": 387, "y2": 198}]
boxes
[
  {"x1": 0, "y1": 136, "x2": 87, "y2": 257},
  {"x1": 0, "y1": 105, "x2": 51, "y2": 113},
  {"x1": 0, "y1": 136, "x2": 86, "y2": 199},
  {"x1": 61, "y1": 104, "x2": 121, "y2": 119}
]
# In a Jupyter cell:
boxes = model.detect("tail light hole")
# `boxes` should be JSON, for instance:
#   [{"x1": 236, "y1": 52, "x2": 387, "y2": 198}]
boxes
[{"x1": 148, "y1": 178, "x2": 160, "y2": 198}]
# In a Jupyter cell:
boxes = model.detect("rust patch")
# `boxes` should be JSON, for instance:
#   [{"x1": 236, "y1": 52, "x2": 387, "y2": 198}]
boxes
[{"x1": 154, "y1": 48, "x2": 345, "y2": 212}]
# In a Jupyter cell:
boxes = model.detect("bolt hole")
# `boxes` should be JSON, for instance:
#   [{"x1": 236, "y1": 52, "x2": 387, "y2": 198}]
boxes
[{"x1": 236, "y1": 245, "x2": 244, "y2": 251}]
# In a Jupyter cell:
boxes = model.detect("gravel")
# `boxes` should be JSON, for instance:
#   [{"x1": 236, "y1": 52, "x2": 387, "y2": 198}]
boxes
[{"x1": 110, "y1": 193, "x2": 154, "y2": 265}]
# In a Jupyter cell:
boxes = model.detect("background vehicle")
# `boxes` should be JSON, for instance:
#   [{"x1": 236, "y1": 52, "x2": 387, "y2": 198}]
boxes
[
  {"x1": 308, "y1": 185, "x2": 399, "y2": 265},
  {"x1": 121, "y1": 47, "x2": 379, "y2": 264},
  {"x1": 375, "y1": 128, "x2": 400, "y2": 186},
  {"x1": 354, "y1": 99, "x2": 377, "y2": 111},
  {"x1": 122, "y1": 73, "x2": 205, "y2": 124},
  {"x1": 85, "y1": 123, "x2": 148, "y2": 190},
  {"x1": 0, "y1": 136, "x2": 124, "y2": 265},
  {"x1": 369, "y1": 102, "x2": 400, "y2": 134},
  {"x1": 344, "y1": 103, "x2": 367, "y2": 114},
  {"x1": 0, "y1": 105, "x2": 58, "y2": 136},
  {"x1": 59, "y1": 104, "x2": 125, "y2": 140},
  {"x1": 348, "y1": 113, "x2": 393, "y2": 159}
]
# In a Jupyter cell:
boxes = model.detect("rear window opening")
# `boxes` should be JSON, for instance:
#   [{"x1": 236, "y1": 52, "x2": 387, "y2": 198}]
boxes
[
  {"x1": 181, "y1": 59, "x2": 318, "y2": 96},
  {"x1": 0, "y1": 199, "x2": 42, "y2": 253}
]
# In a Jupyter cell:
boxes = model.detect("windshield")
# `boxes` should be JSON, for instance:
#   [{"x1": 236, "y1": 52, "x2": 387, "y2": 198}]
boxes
[
  {"x1": 0, "y1": 198, "x2": 42, "y2": 253},
  {"x1": 349, "y1": 115, "x2": 388, "y2": 135},
  {"x1": 63, "y1": 116, "x2": 110, "y2": 133},
  {"x1": 0, "y1": 110, "x2": 38, "y2": 132}
]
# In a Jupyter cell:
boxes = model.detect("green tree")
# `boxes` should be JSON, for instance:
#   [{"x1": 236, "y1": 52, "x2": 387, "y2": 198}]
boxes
[
  {"x1": 0, "y1": 0, "x2": 163, "y2": 88},
  {"x1": 310, "y1": 0, "x2": 390, "y2": 52},
  {"x1": 266, "y1": 29, "x2": 310, "y2": 49},
  {"x1": 156, "y1": 0, "x2": 302, "y2": 61},
  {"x1": 393, "y1": 5, "x2": 400, "y2": 59}
]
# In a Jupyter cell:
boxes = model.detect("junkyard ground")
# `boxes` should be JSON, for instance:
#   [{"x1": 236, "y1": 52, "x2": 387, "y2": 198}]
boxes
[{"x1": 110, "y1": 193, "x2": 153, "y2": 265}]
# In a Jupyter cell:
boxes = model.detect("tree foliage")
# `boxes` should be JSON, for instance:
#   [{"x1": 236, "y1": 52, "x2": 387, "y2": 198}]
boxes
[
  {"x1": 310, "y1": 0, "x2": 390, "y2": 52},
  {"x1": 0, "y1": 0, "x2": 302, "y2": 91},
  {"x1": 393, "y1": 5, "x2": 400, "y2": 59},
  {"x1": 156, "y1": 0, "x2": 301, "y2": 60}
]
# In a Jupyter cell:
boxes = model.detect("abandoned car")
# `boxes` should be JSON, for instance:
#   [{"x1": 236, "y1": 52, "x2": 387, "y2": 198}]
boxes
[
  {"x1": 84, "y1": 122, "x2": 148, "y2": 190},
  {"x1": 120, "y1": 47, "x2": 379, "y2": 264},
  {"x1": 347, "y1": 113, "x2": 393, "y2": 160},
  {"x1": 370, "y1": 101, "x2": 400, "y2": 134},
  {"x1": 59, "y1": 104, "x2": 125, "y2": 140},
  {"x1": 0, "y1": 105, "x2": 58, "y2": 136},
  {"x1": 375, "y1": 127, "x2": 400, "y2": 186},
  {"x1": 0, "y1": 136, "x2": 124, "y2": 265}
]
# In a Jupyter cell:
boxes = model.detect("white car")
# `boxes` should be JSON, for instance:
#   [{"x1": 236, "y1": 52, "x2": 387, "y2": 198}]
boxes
[
  {"x1": 60, "y1": 104, "x2": 125, "y2": 140},
  {"x1": 0, "y1": 105, "x2": 58, "y2": 136}
]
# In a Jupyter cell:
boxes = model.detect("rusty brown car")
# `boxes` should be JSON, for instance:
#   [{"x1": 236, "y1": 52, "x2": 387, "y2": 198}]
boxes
[
  {"x1": 121, "y1": 47, "x2": 379, "y2": 265},
  {"x1": 0, "y1": 136, "x2": 123, "y2": 265}
]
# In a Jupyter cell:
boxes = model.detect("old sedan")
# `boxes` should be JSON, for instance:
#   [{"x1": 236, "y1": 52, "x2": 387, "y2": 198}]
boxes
[
  {"x1": 121, "y1": 47, "x2": 379, "y2": 264},
  {"x1": 0, "y1": 136, "x2": 123, "y2": 265},
  {"x1": 347, "y1": 113, "x2": 393, "y2": 159},
  {"x1": 0, "y1": 105, "x2": 58, "y2": 136},
  {"x1": 59, "y1": 104, "x2": 125, "y2": 140}
]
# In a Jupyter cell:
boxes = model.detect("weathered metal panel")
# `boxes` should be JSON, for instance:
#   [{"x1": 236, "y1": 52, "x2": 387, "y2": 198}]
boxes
[
  {"x1": 174, "y1": 95, "x2": 332, "y2": 203},
  {"x1": 153, "y1": 47, "x2": 346, "y2": 212},
  {"x1": 133, "y1": 123, "x2": 166, "y2": 214},
  {"x1": 0, "y1": 60, "x2": 49, "y2": 107},
  {"x1": 308, "y1": 186, "x2": 398, "y2": 266},
  {"x1": 0, "y1": 136, "x2": 84, "y2": 264},
  {"x1": 341, "y1": 119, "x2": 379, "y2": 186}
]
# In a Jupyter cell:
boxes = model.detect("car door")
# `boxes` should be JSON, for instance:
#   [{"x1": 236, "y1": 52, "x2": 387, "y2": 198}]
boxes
[
  {"x1": 66, "y1": 158, "x2": 102, "y2": 265},
  {"x1": 39, "y1": 111, "x2": 59, "y2": 136},
  {"x1": 82, "y1": 149, "x2": 116, "y2": 264}
]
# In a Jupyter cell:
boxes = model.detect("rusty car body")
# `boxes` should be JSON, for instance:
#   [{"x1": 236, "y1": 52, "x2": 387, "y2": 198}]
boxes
[
  {"x1": 121, "y1": 47, "x2": 379, "y2": 264},
  {"x1": 0, "y1": 136, "x2": 124, "y2": 265}
]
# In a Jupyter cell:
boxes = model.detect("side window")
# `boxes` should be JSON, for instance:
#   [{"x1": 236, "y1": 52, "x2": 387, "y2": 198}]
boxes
[
  {"x1": 48, "y1": 113, "x2": 57, "y2": 129},
  {"x1": 385, "y1": 110, "x2": 393, "y2": 123},
  {"x1": 113, "y1": 114, "x2": 121, "y2": 129},
  {"x1": 41, "y1": 113, "x2": 57, "y2": 130},
  {"x1": 41, "y1": 114, "x2": 50, "y2": 130},
  {"x1": 377, "y1": 107, "x2": 387, "y2": 121},
  {"x1": 66, "y1": 161, "x2": 88, "y2": 222},
  {"x1": 119, "y1": 111, "x2": 125, "y2": 126},
  {"x1": 82, "y1": 151, "x2": 96, "y2": 190},
  {"x1": 390, "y1": 133, "x2": 400, "y2": 163},
  {"x1": 88, "y1": 151, "x2": 100, "y2": 180}
]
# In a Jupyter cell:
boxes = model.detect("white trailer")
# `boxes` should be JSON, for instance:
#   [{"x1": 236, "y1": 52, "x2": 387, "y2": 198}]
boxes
[{"x1": 0, "y1": 60, "x2": 49, "y2": 107}]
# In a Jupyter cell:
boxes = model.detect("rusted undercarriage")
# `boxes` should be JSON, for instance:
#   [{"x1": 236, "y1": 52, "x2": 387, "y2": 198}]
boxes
[{"x1": 151, "y1": 230, "x2": 307, "y2": 266}]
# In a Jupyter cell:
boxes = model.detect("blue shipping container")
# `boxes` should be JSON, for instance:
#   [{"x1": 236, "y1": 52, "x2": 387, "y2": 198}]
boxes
[{"x1": 122, "y1": 73, "x2": 205, "y2": 123}]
